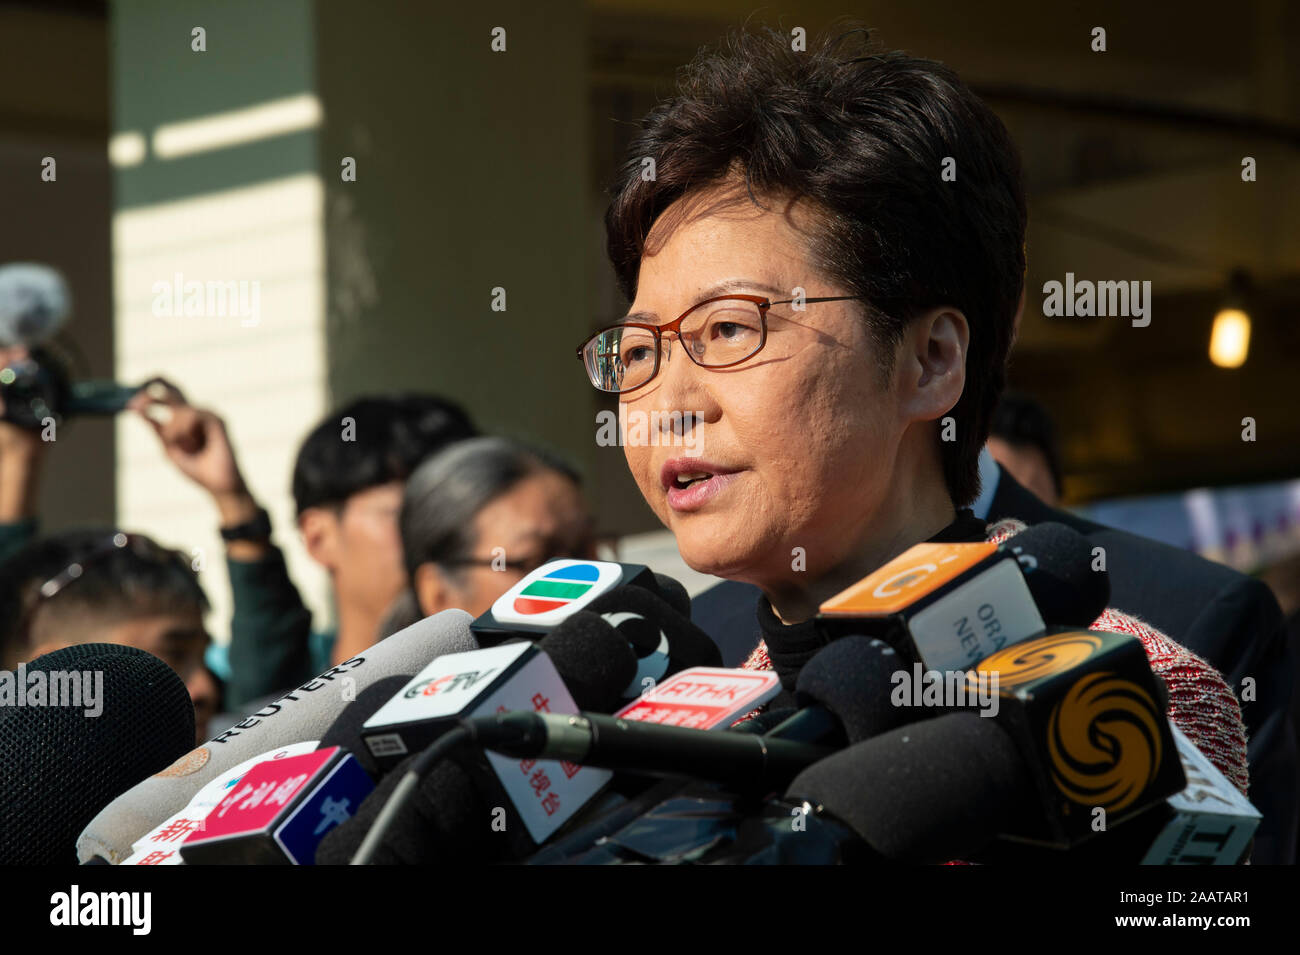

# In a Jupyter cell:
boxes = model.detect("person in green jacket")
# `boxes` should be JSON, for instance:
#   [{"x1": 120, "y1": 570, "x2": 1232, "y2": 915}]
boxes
[{"x1": 128, "y1": 382, "x2": 476, "y2": 708}]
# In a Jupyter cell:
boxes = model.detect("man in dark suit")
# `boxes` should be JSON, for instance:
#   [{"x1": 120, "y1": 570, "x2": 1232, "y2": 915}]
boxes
[{"x1": 690, "y1": 450, "x2": 1298, "y2": 863}]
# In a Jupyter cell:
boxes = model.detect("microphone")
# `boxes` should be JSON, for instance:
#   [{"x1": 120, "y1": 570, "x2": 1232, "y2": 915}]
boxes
[
  {"x1": 318, "y1": 622, "x2": 640, "y2": 863},
  {"x1": 1140, "y1": 723, "x2": 1260, "y2": 864},
  {"x1": 178, "y1": 746, "x2": 374, "y2": 864},
  {"x1": 968, "y1": 627, "x2": 1186, "y2": 848},
  {"x1": 461, "y1": 633, "x2": 902, "y2": 861},
  {"x1": 355, "y1": 631, "x2": 633, "y2": 841},
  {"x1": 317, "y1": 570, "x2": 712, "y2": 863},
  {"x1": 764, "y1": 635, "x2": 930, "y2": 746},
  {"x1": 790, "y1": 716, "x2": 1258, "y2": 865},
  {"x1": 649, "y1": 571, "x2": 692, "y2": 618},
  {"x1": 787, "y1": 627, "x2": 1193, "y2": 861},
  {"x1": 787, "y1": 711, "x2": 1038, "y2": 863},
  {"x1": 317, "y1": 674, "x2": 415, "y2": 779},
  {"x1": 317, "y1": 616, "x2": 637, "y2": 785},
  {"x1": 315, "y1": 750, "x2": 506, "y2": 865},
  {"x1": 584, "y1": 584, "x2": 722, "y2": 700},
  {"x1": 0, "y1": 262, "x2": 69, "y2": 346},
  {"x1": 468, "y1": 558, "x2": 671, "y2": 641},
  {"x1": 127, "y1": 621, "x2": 607, "y2": 865},
  {"x1": 75, "y1": 609, "x2": 478, "y2": 863},
  {"x1": 119, "y1": 741, "x2": 321, "y2": 866},
  {"x1": 467, "y1": 558, "x2": 717, "y2": 698},
  {"x1": 1, "y1": 643, "x2": 194, "y2": 865},
  {"x1": 974, "y1": 719, "x2": 1262, "y2": 865},
  {"x1": 338, "y1": 637, "x2": 877, "y2": 864},
  {"x1": 157, "y1": 677, "x2": 421, "y2": 862},
  {"x1": 817, "y1": 522, "x2": 1107, "y2": 673},
  {"x1": 463, "y1": 710, "x2": 834, "y2": 793},
  {"x1": 123, "y1": 676, "x2": 414, "y2": 864},
  {"x1": 533, "y1": 617, "x2": 641, "y2": 714}
]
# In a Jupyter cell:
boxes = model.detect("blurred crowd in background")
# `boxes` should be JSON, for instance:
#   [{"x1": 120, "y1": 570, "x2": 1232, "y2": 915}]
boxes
[{"x1": 0, "y1": 368, "x2": 607, "y2": 742}]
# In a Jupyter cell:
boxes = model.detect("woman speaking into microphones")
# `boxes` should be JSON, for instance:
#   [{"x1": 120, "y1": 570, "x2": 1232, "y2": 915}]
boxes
[{"x1": 572, "y1": 22, "x2": 1249, "y2": 848}]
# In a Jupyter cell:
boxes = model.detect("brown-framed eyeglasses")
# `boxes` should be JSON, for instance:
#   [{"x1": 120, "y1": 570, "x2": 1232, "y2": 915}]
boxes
[{"x1": 576, "y1": 293, "x2": 867, "y2": 394}]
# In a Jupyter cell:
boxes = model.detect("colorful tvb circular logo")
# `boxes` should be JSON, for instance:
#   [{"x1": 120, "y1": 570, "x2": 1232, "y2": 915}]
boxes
[{"x1": 491, "y1": 559, "x2": 623, "y2": 628}]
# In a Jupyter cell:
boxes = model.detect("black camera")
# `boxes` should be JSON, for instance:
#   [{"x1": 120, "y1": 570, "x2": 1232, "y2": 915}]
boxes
[
  {"x1": 0, "y1": 348, "x2": 139, "y2": 431},
  {"x1": 0, "y1": 263, "x2": 140, "y2": 430}
]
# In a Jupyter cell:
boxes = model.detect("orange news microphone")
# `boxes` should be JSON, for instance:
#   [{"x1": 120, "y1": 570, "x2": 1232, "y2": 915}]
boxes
[{"x1": 814, "y1": 522, "x2": 1107, "y2": 674}]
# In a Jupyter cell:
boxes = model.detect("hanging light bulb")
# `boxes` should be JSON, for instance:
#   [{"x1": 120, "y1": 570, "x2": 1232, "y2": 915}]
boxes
[{"x1": 1210, "y1": 270, "x2": 1251, "y2": 369}]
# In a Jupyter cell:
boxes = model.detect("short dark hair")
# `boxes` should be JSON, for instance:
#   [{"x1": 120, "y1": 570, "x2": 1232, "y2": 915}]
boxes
[
  {"x1": 604, "y1": 24, "x2": 1026, "y2": 507},
  {"x1": 0, "y1": 529, "x2": 209, "y2": 666},
  {"x1": 990, "y1": 392, "x2": 1063, "y2": 497},
  {"x1": 291, "y1": 393, "x2": 478, "y2": 515}
]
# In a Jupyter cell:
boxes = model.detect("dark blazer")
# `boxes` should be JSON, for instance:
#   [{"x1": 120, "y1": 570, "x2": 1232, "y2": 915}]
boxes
[{"x1": 689, "y1": 467, "x2": 1298, "y2": 863}]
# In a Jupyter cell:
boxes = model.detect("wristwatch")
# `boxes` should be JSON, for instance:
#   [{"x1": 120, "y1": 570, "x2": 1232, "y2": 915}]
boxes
[{"x1": 219, "y1": 506, "x2": 273, "y2": 543}]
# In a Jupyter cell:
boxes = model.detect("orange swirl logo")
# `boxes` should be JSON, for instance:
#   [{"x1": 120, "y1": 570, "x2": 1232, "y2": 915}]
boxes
[
  {"x1": 1047, "y1": 672, "x2": 1162, "y2": 812},
  {"x1": 975, "y1": 633, "x2": 1104, "y2": 689}
]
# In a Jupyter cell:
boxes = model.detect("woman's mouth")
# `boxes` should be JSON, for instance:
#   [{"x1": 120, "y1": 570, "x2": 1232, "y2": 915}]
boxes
[{"x1": 661, "y1": 460, "x2": 741, "y2": 512}]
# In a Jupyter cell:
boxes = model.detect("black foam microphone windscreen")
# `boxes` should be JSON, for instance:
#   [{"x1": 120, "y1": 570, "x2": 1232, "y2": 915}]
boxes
[
  {"x1": 0, "y1": 643, "x2": 194, "y2": 864},
  {"x1": 650, "y1": 573, "x2": 691, "y2": 619},
  {"x1": 536, "y1": 614, "x2": 638, "y2": 712},
  {"x1": 1007, "y1": 522, "x2": 1109, "y2": 627},
  {"x1": 787, "y1": 711, "x2": 1037, "y2": 863},
  {"x1": 317, "y1": 674, "x2": 415, "y2": 779},
  {"x1": 585, "y1": 584, "x2": 722, "y2": 688},
  {"x1": 794, "y1": 635, "x2": 926, "y2": 743},
  {"x1": 314, "y1": 752, "x2": 516, "y2": 865}
]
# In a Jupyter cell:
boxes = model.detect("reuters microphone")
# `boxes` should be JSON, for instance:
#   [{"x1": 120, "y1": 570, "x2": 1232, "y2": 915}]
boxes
[{"x1": 77, "y1": 608, "x2": 479, "y2": 864}]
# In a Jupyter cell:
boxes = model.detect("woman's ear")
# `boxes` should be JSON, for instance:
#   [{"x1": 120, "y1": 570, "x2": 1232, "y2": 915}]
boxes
[
  {"x1": 901, "y1": 306, "x2": 968, "y2": 423},
  {"x1": 413, "y1": 561, "x2": 456, "y2": 616}
]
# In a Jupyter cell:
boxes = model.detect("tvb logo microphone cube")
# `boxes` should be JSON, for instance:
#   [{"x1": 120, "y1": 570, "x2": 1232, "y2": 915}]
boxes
[{"x1": 471, "y1": 559, "x2": 656, "y2": 636}]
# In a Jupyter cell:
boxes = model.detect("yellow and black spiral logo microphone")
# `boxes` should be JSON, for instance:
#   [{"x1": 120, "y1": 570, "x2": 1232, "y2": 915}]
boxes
[
  {"x1": 970, "y1": 628, "x2": 1185, "y2": 848},
  {"x1": 1046, "y1": 671, "x2": 1163, "y2": 813}
]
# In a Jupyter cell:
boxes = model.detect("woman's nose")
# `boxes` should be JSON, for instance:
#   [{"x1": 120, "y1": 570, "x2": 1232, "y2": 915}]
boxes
[{"x1": 650, "y1": 332, "x2": 699, "y2": 401}]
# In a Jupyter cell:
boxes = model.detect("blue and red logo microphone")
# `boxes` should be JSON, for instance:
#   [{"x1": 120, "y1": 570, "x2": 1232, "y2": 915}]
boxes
[{"x1": 470, "y1": 559, "x2": 659, "y2": 638}]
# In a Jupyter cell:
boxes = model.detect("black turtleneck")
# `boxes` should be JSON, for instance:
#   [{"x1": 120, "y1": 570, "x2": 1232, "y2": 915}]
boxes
[{"x1": 756, "y1": 508, "x2": 989, "y2": 691}]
